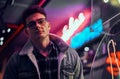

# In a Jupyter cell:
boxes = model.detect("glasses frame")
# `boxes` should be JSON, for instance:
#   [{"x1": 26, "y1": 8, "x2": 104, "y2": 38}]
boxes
[{"x1": 26, "y1": 18, "x2": 46, "y2": 28}]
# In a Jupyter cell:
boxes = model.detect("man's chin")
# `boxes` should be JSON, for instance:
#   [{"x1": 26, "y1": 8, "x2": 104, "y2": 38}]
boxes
[{"x1": 36, "y1": 34, "x2": 48, "y2": 39}]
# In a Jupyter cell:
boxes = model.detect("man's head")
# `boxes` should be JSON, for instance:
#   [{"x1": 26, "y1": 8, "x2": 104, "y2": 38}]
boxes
[
  {"x1": 23, "y1": 5, "x2": 50, "y2": 41},
  {"x1": 23, "y1": 5, "x2": 47, "y2": 26}
]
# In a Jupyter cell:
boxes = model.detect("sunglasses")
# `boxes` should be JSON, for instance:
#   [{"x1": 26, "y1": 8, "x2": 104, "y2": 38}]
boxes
[{"x1": 26, "y1": 18, "x2": 46, "y2": 28}]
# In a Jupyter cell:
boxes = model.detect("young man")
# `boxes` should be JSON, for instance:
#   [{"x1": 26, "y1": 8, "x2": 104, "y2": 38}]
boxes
[{"x1": 3, "y1": 5, "x2": 84, "y2": 79}]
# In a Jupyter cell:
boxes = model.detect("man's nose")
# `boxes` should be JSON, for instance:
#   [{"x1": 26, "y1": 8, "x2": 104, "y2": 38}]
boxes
[{"x1": 35, "y1": 22, "x2": 42, "y2": 28}]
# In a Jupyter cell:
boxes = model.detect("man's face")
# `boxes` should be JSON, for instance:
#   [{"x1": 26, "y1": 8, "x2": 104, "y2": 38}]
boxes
[{"x1": 25, "y1": 12, "x2": 50, "y2": 40}]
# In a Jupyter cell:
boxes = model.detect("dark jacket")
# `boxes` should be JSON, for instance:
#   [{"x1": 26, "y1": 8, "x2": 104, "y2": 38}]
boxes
[{"x1": 3, "y1": 34, "x2": 84, "y2": 79}]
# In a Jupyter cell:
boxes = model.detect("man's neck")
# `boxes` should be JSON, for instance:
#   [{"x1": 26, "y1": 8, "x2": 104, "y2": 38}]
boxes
[{"x1": 32, "y1": 37, "x2": 50, "y2": 57}]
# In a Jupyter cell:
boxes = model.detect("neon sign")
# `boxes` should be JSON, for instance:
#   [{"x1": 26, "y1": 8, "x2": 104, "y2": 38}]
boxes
[
  {"x1": 60, "y1": 9, "x2": 103, "y2": 49},
  {"x1": 61, "y1": 13, "x2": 85, "y2": 42},
  {"x1": 70, "y1": 19, "x2": 103, "y2": 48},
  {"x1": 106, "y1": 52, "x2": 120, "y2": 76}
]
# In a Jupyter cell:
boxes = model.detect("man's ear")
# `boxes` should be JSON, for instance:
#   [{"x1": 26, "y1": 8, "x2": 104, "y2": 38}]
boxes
[
  {"x1": 48, "y1": 22, "x2": 51, "y2": 30},
  {"x1": 24, "y1": 28, "x2": 29, "y2": 36}
]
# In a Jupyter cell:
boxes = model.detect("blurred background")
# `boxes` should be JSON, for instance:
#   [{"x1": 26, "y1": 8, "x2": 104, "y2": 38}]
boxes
[{"x1": 0, "y1": 0, "x2": 120, "y2": 79}]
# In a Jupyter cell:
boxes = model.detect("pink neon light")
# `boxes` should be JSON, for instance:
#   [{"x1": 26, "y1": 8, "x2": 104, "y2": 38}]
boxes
[
  {"x1": 61, "y1": 9, "x2": 91, "y2": 44},
  {"x1": 38, "y1": 0, "x2": 46, "y2": 6},
  {"x1": 61, "y1": 13, "x2": 85, "y2": 42}
]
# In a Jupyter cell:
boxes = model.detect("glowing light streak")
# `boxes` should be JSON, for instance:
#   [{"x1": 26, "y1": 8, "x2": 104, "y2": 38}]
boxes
[
  {"x1": 38, "y1": 0, "x2": 46, "y2": 6},
  {"x1": 61, "y1": 13, "x2": 85, "y2": 42}
]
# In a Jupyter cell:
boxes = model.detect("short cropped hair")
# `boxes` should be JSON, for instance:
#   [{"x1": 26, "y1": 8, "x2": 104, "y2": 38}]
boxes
[{"x1": 22, "y1": 5, "x2": 47, "y2": 26}]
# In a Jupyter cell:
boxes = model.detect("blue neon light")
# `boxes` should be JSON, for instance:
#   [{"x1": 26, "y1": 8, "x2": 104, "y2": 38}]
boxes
[{"x1": 70, "y1": 19, "x2": 103, "y2": 48}]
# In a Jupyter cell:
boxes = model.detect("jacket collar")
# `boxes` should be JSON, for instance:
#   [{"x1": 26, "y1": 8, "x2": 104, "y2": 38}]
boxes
[{"x1": 19, "y1": 33, "x2": 69, "y2": 55}]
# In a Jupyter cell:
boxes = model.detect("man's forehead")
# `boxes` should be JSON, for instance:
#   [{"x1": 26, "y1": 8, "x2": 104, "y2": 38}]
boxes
[{"x1": 26, "y1": 13, "x2": 46, "y2": 22}]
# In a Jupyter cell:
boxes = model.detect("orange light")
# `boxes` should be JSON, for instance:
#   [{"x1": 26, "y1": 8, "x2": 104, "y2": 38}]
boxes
[{"x1": 106, "y1": 51, "x2": 120, "y2": 76}]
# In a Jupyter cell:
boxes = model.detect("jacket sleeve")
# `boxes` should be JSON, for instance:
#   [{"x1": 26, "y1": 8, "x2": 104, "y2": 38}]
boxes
[
  {"x1": 75, "y1": 55, "x2": 84, "y2": 79},
  {"x1": 72, "y1": 49, "x2": 84, "y2": 79},
  {"x1": 3, "y1": 53, "x2": 19, "y2": 79}
]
